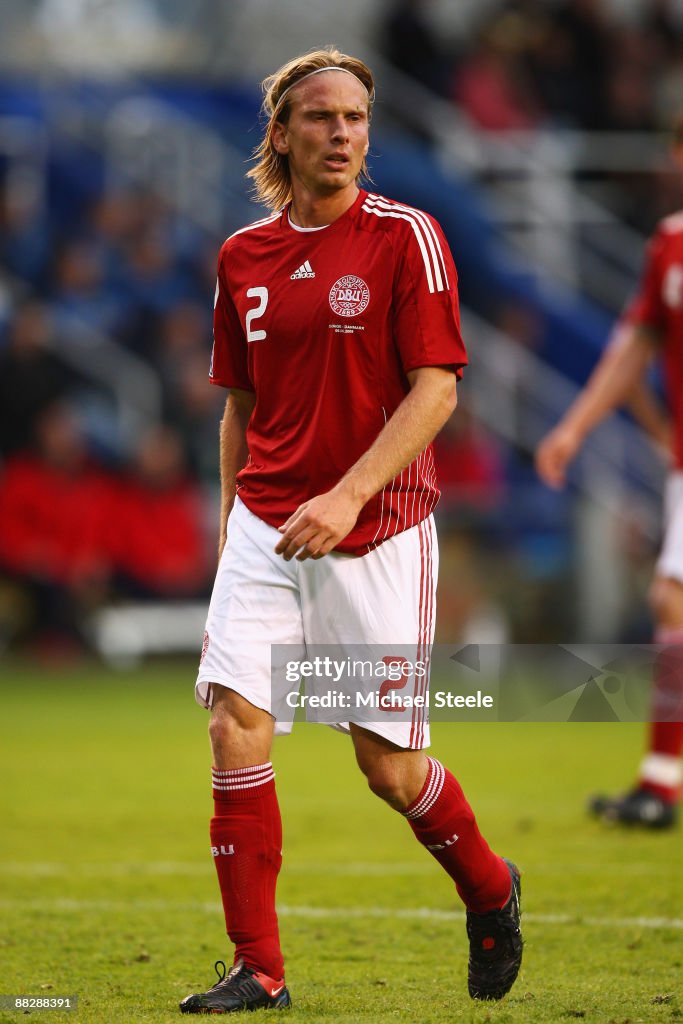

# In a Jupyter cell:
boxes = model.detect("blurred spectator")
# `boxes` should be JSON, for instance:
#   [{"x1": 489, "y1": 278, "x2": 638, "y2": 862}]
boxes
[
  {"x1": 83, "y1": 189, "x2": 145, "y2": 279},
  {"x1": 604, "y1": 27, "x2": 656, "y2": 133},
  {"x1": 644, "y1": 0, "x2": 679, "y2": 65},
  {"x1": 119, "y1": 222, "x2": 194, "y2": 321},
  {"x1": 433, "y1": 404, "x2": 506, "y2": 512},
  {"x1": 455, "y1": 13, "x2": 542, "y2": 131},
  {"x1": 0, "y1": 173, "x2": 51, "y2": 287},
  {"x1": 654, "y1": 39, "x2": 683, "y2": 130},
  {"x1": 0, "y1": 302, "x2": 74, "y2": 458},
  {"x1": 149, "y1": 301, "x2": 221, "y2": 480},
  {"x1": 0, "y1": 402, "x2": 114, "y2": 646},
  {"x1": 154, "y1": 300, "x2": 210, "y2": 397},
  {"x1": 553, "y1": 0, "x2": 612, "y2": 129},
  {"x1": 50, "y1": 238, "x2": 125, "y2": 336},
  {"x1": 167, "y1": 349, "x2": 223, "y2": 484},
  {"x1": 527, "y1": 15, "x2": 594, "y2": 127},
  {"x1": 110, "y1": 425, "x2": 209, "y2": 598},
  {"x1": 379, "y1": 0, "x2": 451, "y2": 95}
]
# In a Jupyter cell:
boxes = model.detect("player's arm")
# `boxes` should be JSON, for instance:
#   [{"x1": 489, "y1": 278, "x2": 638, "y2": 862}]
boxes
[
  {"x1": 627, "y1": 384, "x2": 672, "y2": 454},
  {"x1": 535, "y1": 323, "x2": 660, "y2": 489},
  {"x1": 218, "y1": 388, "x2": 255, "y2": 559},
  {"x1": 275, "y1": 366, "x2": 457, "y2": 561}
]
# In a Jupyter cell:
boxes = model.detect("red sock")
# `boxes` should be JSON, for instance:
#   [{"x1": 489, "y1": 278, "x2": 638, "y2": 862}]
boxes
[
  {"x1": 404, "y1": 757, "x2": 511, "y2": 913},
  {"x1": 639, "y1": 630, "x2": 683, "y2": 803},
  {"x1": 211, "y1": 763, "x2": 284, "y2": 979}
]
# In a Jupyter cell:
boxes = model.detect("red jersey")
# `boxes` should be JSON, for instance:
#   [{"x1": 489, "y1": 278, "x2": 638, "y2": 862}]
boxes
[
  {"x1": 630, "y1": 211, "x2": 683, "y2": 468},
  {"x1": 210, "y1": 189, "x2": 467, "y2": 555}
]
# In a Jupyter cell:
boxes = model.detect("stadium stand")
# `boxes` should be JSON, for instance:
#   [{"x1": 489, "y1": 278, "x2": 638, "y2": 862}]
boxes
[{"x1": 0, "y1": 0, "x2": 678, "y2": 654}]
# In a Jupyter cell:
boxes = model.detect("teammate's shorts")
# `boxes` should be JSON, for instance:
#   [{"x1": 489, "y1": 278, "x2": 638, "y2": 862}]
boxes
[
  {"x1": 196, "y1": 496, "x2": 437, "y2": 749},
  {"x1": 657, "y1": 471, "x2": 683, "y2": 583}
]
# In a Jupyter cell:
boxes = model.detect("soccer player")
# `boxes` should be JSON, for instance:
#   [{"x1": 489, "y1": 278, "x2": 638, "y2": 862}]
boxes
[
  {"x1": 180, "y1": 48, "x2": 522, "y2": 1014},
  {"x1": 535, "y1": 119, "x2": 683, "y2": 830}
]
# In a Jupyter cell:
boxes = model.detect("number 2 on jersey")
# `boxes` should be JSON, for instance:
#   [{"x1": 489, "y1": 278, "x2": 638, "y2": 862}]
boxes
[{"x1": 245, "y1": 286, "x2": 268, "y2": 342}]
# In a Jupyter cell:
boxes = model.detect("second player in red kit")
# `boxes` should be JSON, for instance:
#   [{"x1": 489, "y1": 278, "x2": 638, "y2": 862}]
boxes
[{"x1": 536, "y1": 119, "x2": 683, "y2": 830}]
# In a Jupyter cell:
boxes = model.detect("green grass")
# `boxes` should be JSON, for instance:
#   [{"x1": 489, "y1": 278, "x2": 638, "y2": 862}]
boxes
[{"x1": 0, "y1": 657, "x2": 681, "y2": 1023}]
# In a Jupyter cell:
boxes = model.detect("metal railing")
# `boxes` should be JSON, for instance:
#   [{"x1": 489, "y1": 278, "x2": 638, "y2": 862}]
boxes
[
  {"x1": 55, "y1": 313, "x2": 162, "y2": 449},
  {"x1": 462, "y1": 307, "x2": 665, "y2": 534},
  {"x1": 363, "y1": 60, "x2": 659, "y2": 312}
]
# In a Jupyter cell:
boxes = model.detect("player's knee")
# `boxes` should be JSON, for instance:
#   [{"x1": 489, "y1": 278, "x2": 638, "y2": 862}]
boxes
[
  {"x1": 362, "y1": 761, "x2": 406, "y2": 809},
  {"x1": 207, "y1": 687, "x2": 272, "y2": 764},
  {"x1": 649, "y1": 577, "x2": 683, "y2": 627},
  {"x1": 208, "y1": 702, "x2": 234, "y2": 746}
]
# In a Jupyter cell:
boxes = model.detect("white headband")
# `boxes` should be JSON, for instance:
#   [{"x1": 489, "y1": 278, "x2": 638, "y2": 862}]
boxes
[{"x1": 275, "y1": 66, "x2": 374, "y2": 109}]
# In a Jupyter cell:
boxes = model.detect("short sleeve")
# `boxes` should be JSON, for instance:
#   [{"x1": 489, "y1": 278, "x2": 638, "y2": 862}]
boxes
[
  {"x1": 209, "y1": 247, "x2": 253, "y2": 391},
  {"x1": 391, "y1": 215, "x2": 468, "y2": 379},
  {"x1": 629, "y1": 229, "x2": 666, "y2": 334}
]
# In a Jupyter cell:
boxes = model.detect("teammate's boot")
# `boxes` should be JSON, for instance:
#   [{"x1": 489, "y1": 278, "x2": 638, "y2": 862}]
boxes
[
  {"x1": 180, "y1": 958, "x2": 291, "y2": 1014},
  {"x1": 589, "y1": 787, "x2": 677, "y2": 829},
  {"x1": 466, "y1": 858, "x2": 522, "y2": 1001}
]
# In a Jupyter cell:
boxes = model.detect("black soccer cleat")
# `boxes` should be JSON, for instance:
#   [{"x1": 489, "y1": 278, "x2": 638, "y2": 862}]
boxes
[
  {"x1": 180, "y1": 958, "x2": 291, "y2": 1014},
  {"x1": 589, "y1": 787, "x2": 677, "y2": 830},
  {"x1": 466, "y1": 858, "x2": 523, "y2": 1001}
]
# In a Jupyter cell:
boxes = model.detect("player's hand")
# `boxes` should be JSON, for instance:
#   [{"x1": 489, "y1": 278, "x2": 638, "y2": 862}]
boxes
[
  {"x1": 275, "y1": 488, "x2": 363, "y2": 561},
  {"x1": 535, "y1": 424, "x2": 582, "y2": 489}
]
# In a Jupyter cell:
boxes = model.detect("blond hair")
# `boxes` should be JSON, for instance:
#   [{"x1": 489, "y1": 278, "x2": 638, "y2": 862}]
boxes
[{"x1": 247, "y1": 47, "x2": 375, "y2": 212}]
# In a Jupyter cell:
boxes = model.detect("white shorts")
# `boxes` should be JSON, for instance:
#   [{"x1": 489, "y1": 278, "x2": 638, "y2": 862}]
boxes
[
  {"x1": 196, "y1": 497, "x2": 437, "y2": 749},
  {"x1": 657, "y1": 472, "x2": 683, "y2": 582}
]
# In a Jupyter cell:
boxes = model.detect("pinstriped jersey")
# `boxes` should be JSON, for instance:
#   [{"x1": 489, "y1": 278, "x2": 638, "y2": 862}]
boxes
[{"x1": 210, "y1": 188, "x2": 467, "y2": 555}]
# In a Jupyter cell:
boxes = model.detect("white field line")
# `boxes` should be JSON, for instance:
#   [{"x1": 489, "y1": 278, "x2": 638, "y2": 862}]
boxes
[
  {"x1": 0, "y1": 898, "x2": 681, "y2": 931},
  {"x1": 0, "y1": 859, "x2": 665, "y2": 878}
]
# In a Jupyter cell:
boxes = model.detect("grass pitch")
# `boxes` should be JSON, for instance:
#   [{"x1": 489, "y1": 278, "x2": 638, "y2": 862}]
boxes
[{"x1": 0, "y1": 657, "x2": 681, "y2": 1023}]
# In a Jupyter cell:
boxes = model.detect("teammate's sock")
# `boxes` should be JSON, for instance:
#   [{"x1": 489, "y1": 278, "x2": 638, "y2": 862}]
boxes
[
  {"x1": 210, "y1": 763, "x2": 284, "y2": 979},
  {"x1": 403, "y1": 757, "x2": 511, "y2": 913},
  {"x1": 639, "y1": 630, "x2": 683, "y2": 804}
]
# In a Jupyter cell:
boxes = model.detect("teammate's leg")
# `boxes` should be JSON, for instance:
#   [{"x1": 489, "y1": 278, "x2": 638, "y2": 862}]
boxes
[
  {"x1": 591, "y1": 472, "x2": 683, "y2": 828},
  {"x1": 591, "y1": 566, "x2": 683, "y2": 827},
  {"x1": 643, "y1": 578, "x2": 683, "y2": 802}
]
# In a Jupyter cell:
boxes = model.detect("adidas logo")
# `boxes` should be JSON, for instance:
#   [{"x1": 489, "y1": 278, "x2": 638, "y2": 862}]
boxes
[{"x1": 290, "y1": 260, "x2": 315, "y2": 280}]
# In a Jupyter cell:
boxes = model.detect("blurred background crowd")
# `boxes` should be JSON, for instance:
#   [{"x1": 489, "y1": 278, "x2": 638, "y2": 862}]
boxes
[
  {"x1": 381, "y1": 0, "x2": 683, "y2": 232},
  {"x1": 0, "y1": 0, "x2": 680, "y2": 658}
]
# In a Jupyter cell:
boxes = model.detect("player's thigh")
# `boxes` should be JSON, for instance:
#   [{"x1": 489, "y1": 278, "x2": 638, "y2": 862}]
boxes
[
  {"x1": 301, "y1": 516, "x2": 437, "y2": 749},
  {"x1": 197, "y1": 498, "x2": 305, "y2": 717},
  {"x1": 301, "y1": 515, "x2": 438, "y2": 646}
]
